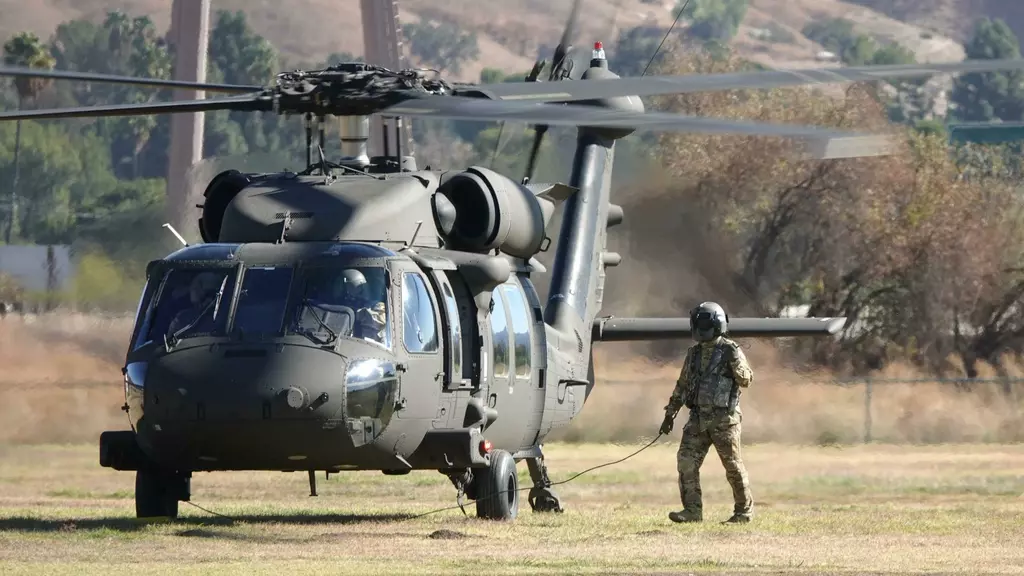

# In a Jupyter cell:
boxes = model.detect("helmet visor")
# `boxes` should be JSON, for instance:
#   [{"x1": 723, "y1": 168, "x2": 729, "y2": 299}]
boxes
[{"x1": 693, "y1": 313, "x2": 715, "y2": 332}]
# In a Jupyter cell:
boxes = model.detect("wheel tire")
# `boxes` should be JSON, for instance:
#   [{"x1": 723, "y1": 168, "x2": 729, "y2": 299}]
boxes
[
  {"x1": 135, "y1": 469, "x2": 180, "y2": 519},
  {"x1": 474, "y1": 449, "x2": 519, "y2": 521}
]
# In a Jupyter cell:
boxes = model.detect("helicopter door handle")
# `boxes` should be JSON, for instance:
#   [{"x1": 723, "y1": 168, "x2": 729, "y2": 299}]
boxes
[{"x1": 396, "y1": 363, "x2": 407, "y2": 372}]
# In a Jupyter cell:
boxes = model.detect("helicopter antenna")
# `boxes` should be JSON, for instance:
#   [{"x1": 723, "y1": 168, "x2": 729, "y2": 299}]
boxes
[
  {"x1": 409, "y1": 219, "x2": 423, "y2": 247},
  {"x1": 162, "y1": 223, "x2": 188, "y2": 247},
  {"x1": 317, "y1": 144, "x2": 332, "y2": 177},
  {"x1": 642, "y1": 0, "x2": 689, "y2": 77}
]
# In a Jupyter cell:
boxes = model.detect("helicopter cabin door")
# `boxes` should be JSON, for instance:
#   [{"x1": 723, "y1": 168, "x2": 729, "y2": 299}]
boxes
[
  {"x1": 390, "y1": 261, "x2": 444, "y2": 421},
  {"x1": 480, "y1": 281, "x2": 532, "y2": 450}
]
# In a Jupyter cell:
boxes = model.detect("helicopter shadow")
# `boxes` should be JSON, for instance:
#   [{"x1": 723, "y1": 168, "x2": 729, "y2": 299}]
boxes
[{"x1": 0, "y1": 511, "x2": 419, "y2": 535}]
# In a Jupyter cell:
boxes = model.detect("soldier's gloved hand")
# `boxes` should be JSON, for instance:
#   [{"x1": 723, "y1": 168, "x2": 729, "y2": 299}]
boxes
[{"x1": 659, "y1": 413, "x2": 674, "y2": 435}]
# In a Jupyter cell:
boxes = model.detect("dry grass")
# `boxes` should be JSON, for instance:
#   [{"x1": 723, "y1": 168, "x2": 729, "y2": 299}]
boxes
[
  {"x1": 0, "y1": 442, "x2": 1022, "y2": 574},
  {"x1": 1, "y1": 313, "x2": 1023, "y2": 573}
]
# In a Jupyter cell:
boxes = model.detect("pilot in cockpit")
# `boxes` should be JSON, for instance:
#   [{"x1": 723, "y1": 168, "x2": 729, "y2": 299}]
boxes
[
  {"x1": 166, "y1": 271, "x2": 222, "y2": 338},
  {"x1": 333, "y1": 268, "x2": 386, "y2": 343}
]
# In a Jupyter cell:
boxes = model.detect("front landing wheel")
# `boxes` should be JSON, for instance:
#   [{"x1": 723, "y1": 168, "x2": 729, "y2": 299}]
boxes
[
  {"x1": 474, "y1": 450, "x2": 519, "y2": 521},
  {"x1": 135, "y1": 469, "x2": 187, "y2": 519}
]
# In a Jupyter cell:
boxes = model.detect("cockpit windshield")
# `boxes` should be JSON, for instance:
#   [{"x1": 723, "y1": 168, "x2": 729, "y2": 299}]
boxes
[
  {"x1": 288, "y1": 265, "x2": 391, "y2": 348},
  {"x1": 142, "y1": 267, "x2": 236, "y2": 345}
]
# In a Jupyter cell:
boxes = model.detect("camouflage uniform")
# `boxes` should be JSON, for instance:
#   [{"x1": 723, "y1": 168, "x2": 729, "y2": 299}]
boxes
[
  {"x1": 356, "y1": 301, "x2": 387, "y2": 342},
  {"x1": 664, "y1": 336, "x2": 754, "y2": 523}
]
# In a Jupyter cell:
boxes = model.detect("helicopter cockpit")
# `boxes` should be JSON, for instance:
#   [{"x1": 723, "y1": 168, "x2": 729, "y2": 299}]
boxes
[
  {"x1": 131, "y1": 242, "x2": 396, "y2": 353},
  {"x1": 290, "y1": 266, "x2": 391, "y2": 348}
]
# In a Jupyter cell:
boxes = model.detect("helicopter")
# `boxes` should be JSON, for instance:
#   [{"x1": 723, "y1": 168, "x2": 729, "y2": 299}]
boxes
[{"x1": 3, "y1": 0, "x2": 1024, "y2": 523}]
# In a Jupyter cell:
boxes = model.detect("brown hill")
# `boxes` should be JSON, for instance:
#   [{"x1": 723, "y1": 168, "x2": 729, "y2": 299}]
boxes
[
  {"x1": 847, "y1": 0, "x2": 1024, "y2": 43},
  {"x1": 0, "y1": 0, "x2": 1000, "y2": 86}
]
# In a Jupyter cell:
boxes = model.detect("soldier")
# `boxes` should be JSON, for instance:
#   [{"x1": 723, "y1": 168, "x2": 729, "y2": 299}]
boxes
[
  {"x1": 166, "y1": 271, "x2": 224, "y2": 337},
  {"x1": 335, "y1": 268, "x2": 386, "y2": 343},
  {"x1": 659, "y1": 301, "x2": 754, "y2": 524}
]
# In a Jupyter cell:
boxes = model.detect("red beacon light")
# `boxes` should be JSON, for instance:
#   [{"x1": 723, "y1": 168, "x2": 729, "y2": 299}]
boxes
[
  {"x1": 593, "y1": 41, "x2": 606, "y2": 60},
  {"x1": 479, "y1": 439, "x2": 493, "y2": 455}
]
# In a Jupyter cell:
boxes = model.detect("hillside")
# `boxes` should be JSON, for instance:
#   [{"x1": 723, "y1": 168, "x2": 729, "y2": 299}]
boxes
[
  {"x1": 0, "y1": 0, "x2": 1006, "y2": 86},
  {"x1": 847, "y1": 0, "x2": 1024, "y2": 44}
]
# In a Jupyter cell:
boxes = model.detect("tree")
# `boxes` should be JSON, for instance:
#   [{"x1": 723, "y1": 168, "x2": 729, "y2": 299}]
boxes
[
  {"x1": 207, "y1": 10, "x2": 282, "y2": 155},
  {"x1": 609, "y1": 26, "x2": 674, "y2": 77},
  {"x1": 2, "y1": 32, "x2": 55, "y2": 244},
  {"x1": 402, "y1": 21, "x2": 479, "y2": 75},
  {"x1": 608, "y1": 46, "x2": 1024, "y2": 384},
  {"x1": 46, "y1": 13, "x2": 173, "y2": 180},
  {"x1": 682, "y1": 0, "x2": 750, "y2": 42},
  {"x1": 950, "y1": 18, "x2": 1024, "y2": 122}
]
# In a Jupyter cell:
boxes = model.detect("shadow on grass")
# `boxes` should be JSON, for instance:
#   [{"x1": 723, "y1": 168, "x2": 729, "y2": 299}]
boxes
[{"x1": 0, "y1": 511, "x2": 419, "y2": 533}]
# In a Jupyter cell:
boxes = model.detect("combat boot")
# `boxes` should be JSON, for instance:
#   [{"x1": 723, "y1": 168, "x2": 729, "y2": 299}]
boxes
[
  {"x1": 722, "y1": 513, "x2": 751, "y2": 524},
  {"x1": 668, "y1": 510, "x2": 702, "y2": 523}
]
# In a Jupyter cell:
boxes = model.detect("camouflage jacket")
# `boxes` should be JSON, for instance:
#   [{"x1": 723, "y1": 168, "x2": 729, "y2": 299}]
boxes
[
  {"x1": 665, "y1": 337, "x2": 753, "y2": 415},
  {"x1": 356, "y1": 301, "x2": 387, "y2": 342}
]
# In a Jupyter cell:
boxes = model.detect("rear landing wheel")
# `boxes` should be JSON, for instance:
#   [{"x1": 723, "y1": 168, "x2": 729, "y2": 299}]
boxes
[
  {"x1": 474, "y1": 449, "x2": 519, "y2": 521},
  {"x1": 135, "y1": 469, "x2": 187, "y2": 519}
]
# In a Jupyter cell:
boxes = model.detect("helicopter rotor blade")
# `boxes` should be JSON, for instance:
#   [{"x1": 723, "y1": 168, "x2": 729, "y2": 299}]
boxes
[
  {"x1": 0, "y1": 64, "x2": 262, "y2": 93},
  {"x1": 524, "y1": 0, "x2": 582, "y2": 183},
  {"x1": 472, "y1": 58, "x2": 1024, "y2": 102},
  {"x1": 383, "y1": 95, "x2": 896, "y2": 159},
  {"x1": 0, "y1": 94, "x2": 268, "y2": 121},
  {"x1": 550, "y1": 0, "x2": 583, "y2": 76}
]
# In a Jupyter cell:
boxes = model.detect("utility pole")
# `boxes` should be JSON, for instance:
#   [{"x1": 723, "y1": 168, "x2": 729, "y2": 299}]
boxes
[
  {"x1": 166, "y1": 0, "x2": 211, "y2": 240},
  {"x1": 360, "y1": 0, "x2": 414, "y2": 158}
]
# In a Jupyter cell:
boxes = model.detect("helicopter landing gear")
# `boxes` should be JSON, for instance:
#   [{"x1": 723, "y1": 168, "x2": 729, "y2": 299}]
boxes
[
  {"x1": 135, "y1": 468, "x2": 190, "y2": 519},
  {"x1": 526, "y1": 449, "x2": 563, "y2": 513},
  {"x1": 474, "y1": 449, "x2": 519, "y2": 521}
]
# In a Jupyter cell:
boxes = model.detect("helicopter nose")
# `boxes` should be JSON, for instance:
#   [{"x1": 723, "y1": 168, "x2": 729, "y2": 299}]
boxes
[
  {"x1": 143, "y1": 343, "x2": 348, "y2": 424},
  {"x1": 134, "y1": 342, "x2": 406, "y2": 470}
]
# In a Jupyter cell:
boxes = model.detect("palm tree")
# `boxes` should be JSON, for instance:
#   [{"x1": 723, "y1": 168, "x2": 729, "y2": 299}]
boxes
[{"x1": 2, "y1": 32, "x2": 56, "y2": 244}]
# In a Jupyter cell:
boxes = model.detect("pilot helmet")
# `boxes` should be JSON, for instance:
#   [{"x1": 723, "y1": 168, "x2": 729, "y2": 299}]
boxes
[
  {"x1": 335, "y1": 268, "x2": 368, "y2": 299},
  {"x1": 189, "y1": 271, "x2": 222, "y2": 304},
  {"x1": 690, "y1": 301, "x2": 728, "y2": 342}
]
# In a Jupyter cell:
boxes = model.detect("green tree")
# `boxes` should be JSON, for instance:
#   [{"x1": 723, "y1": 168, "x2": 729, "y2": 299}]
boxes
[
  {"x1": 950, "y1": 17, "x2": 1024, "y2": 123},
  {"x1": 681, "y1": 0, "x2": 750, "y2": 42},
  {"x1": 2, "y1": 32, "x2": 55, "y2": 244},
  {"x1": 402, "y1": 21, "x2": 479, "y2": 75},
  {"x1": 46, "y1": 13, "x2": 173, "y2": 180},
  {"x1": 103, "y1": 13, "x2": 172, "y2": 179},
  {"x1": 207, "y1": 10, "x2": 281, "y2": 154},
  {"x1": 609, "y1": 26, "x2": 671, "y2": 76}
]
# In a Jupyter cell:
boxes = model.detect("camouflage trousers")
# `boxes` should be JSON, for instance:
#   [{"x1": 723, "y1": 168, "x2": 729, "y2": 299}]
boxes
[{"x1": 676, "y1": 407, "x2": 752, "y2": 518}]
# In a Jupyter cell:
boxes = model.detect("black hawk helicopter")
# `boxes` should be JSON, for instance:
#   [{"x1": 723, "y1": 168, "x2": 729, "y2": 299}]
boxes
[{"x1": 3, "y1": 0, "x2": 1023, "y2": 522}]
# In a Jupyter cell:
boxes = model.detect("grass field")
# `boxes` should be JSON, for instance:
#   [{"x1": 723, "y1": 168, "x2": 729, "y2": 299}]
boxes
[{"x1": 0, "y1": 441, "x2": 1022, "y2": 574}]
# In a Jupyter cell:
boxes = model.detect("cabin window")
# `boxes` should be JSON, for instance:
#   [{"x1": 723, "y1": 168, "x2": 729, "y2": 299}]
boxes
[
  {"x1": 402, "y1": 272, "x2": 438, "y2": 353},
  {"x1": 290, "y1": 265, "x2": 391, "y2": 348},
  {"x1": 233, "y1": 266, "x2": 294, "y2": 335},
  {"x1": 490, "y1": 288, "x2": 510, "y2": 378},
  {"x1": 144, "y1": 268, "x2": 236, "y2": 344},
  {"x1": 441, "y1": 281, "x2": 462, "y2": 377},
  {"x1": 501, "y1": 283, "x2": 532, "y2": 378}
]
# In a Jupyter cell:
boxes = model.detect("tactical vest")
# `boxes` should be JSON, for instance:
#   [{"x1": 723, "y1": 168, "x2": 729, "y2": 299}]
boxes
[{"x1": 688, "y1": 341, "x2": 739, "y2": 411}]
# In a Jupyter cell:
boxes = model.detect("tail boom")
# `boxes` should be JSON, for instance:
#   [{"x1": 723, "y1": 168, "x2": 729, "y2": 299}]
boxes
[{"x1": 592, "y1": 316, "x2": 847, "y2": 341}]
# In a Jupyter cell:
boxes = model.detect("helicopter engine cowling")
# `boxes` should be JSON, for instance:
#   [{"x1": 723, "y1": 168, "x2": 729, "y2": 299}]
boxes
[
  {"x1": 198, "y1": 170, "x2": 252, "y2": 243},
  {"x1": 431, "y1": 166, "x2": 546, "y2": 259}
]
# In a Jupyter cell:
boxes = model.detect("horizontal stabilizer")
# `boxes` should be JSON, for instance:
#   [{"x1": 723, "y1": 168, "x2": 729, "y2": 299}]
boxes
[
  {"x1": 526, "y1": 182, "x2": 577, "y2": 202},
  {"x1": 592, "y1": 316, "x2": 846, "y2": 341}
]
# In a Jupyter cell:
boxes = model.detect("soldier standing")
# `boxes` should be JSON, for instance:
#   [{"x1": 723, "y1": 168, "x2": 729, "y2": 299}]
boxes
[{"x1": 659, "y1": 301, "x2": 754, "y2": 524}]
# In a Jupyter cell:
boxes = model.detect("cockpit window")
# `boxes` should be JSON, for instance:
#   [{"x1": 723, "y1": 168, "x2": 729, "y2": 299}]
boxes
[
  {"x1": 143, "y1": 268, "x2": 236, "y2": 344},
  {"x1": 232, "y1": 266, "x2": 294, "y2": 335},
  {"x1": 288, "y1": 266, "x2": 391, "y2": 348}
]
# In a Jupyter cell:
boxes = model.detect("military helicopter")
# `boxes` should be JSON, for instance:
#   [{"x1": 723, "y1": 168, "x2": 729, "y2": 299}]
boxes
[{"x1": 3, "y1": 0, "x2": 1024, "y2": 523}]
